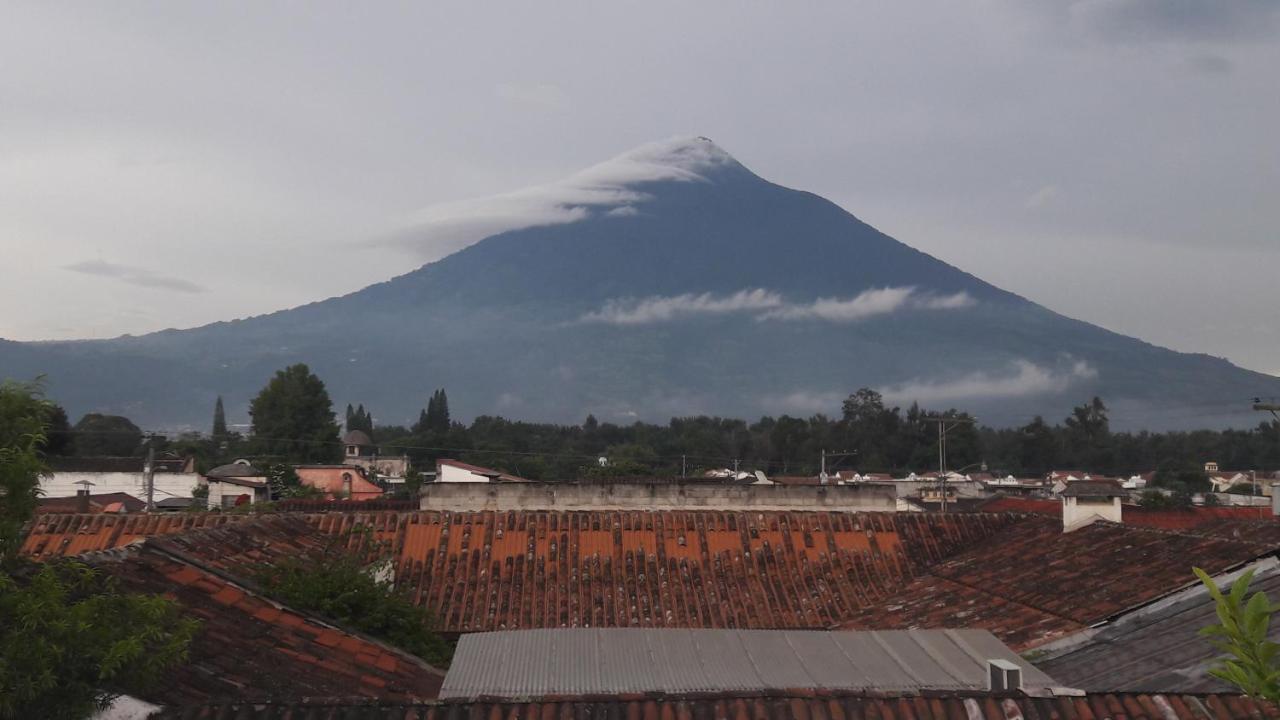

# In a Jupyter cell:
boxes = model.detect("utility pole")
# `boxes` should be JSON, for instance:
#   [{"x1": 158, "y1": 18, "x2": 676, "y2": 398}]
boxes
[
  {"x1": 144, "y1": 438, "x2": 156, "y2": 512},
  {"x1": 820, "y1": 450, "x2": 857, "y2": 484},
  {"x1": 924, "y1": 415, "x2": 976, "y2": 513},
  {"x1": 681, "y1": 454, "x2": 686, "y2": 479}
]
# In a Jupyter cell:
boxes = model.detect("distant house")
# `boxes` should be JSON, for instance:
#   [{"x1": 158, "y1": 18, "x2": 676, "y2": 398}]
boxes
[
  {"x1": 341, "y1": 430, "x2": 411, "y2": 480},
  {"x1": 42, "y1": 455, "x2": 200, "y2": 505},
  {"x1": 435, "y1": 458, "x2": 532, "y2": 483},
  {"x1": 203, "y1": 460, "x2": 269, "y2": 509},
  {"x1": 37, "y1": 491, "x2": 145, "y2": 515},
  {"x1": 294, "y1": 465, "x2": 385, "y2": 501},
  {"x1": 1208, "y1": 470, "x2": 1254, "y2": 493}
]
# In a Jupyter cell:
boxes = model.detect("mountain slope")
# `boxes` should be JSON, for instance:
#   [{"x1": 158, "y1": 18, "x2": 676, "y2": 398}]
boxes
[{"x1": 4, "y1": 137, "x2": 1275, "y2": 429}]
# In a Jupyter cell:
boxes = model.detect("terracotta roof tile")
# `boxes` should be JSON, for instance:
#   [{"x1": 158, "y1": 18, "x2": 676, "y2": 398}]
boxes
[
  {"x1": 838, "y1": 516, "x2": 1280, "y2": 649},
  {"x1": 77, "y1": 517, "x2": 444, "y2": 704}
]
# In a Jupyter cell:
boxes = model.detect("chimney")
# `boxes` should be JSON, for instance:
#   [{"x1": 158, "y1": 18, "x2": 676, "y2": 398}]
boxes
[
  {"x1": 342, "y1": 472, "x2": 353, "y2": 498},
  {"x1": 76, "y1": 488, "x2": 91, "y2": 513},
  {"x1": 987, "y1": 659, "x2": 1023, "y2": 692},
  {"x1": 1271, "y1": 483, "x2": 1280, "y2": 516}
]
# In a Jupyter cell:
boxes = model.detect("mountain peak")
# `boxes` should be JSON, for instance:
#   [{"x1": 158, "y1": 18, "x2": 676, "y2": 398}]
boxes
[{"x1": 392, "y1": 136, "x2": 752, "y2": 257}]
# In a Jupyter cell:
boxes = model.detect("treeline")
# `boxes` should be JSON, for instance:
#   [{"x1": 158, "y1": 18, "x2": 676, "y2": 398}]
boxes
[{"x1": 22, "y1": 362, "x2": 1280, "y2": 483}]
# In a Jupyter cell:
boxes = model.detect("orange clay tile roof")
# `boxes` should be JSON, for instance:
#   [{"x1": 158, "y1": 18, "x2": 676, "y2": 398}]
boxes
[
  {"x1": 148, "y1": 690, "x2": 1280, "y2": 720},
  {"x1": 24, "y1": 510, "x2": 1024, "y2": 633},
  {"x1": 79, "y1": 516, "x2": 444, "y2": 704},
  {"x1": 308, "y1": 510, "x2": 1023, "y2": 632},
  {"x1": 21, "y1": 512, "x2": 250, "y2": 559},
  {"x1": 837, "y1": 516, "x2": 1280, "y2": 650}
]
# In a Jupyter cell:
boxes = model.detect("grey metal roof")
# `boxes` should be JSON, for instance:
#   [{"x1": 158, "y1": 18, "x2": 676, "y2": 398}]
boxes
[
  {"x1": 1033, "y1": 558, "x2": 1280, "y2": 693},
  {"x1": 205, "y1": 462, "x2": 265, "y2": 478},
  {"x1": 439, "y1": 628, "x2": 1058, "y2": 699}
]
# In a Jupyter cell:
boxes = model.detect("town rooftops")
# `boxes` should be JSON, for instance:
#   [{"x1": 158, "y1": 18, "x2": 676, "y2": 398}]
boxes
[
  {"x1": 1034, "y1": 558, "x2": 1280, "y2": 693},
  {"x1": 147, "y1": 691, "x2": 1280, "y2": 720},
  {"x1": 36, "y1": 491, "x2": 146, "y2": 514},
  {"x1": 1061, "y1": 481, "x2": 1128, "y2": 498},
  {"x1": 439, "y1": 628, "x2": 1057, "y2": 700},
  {"x1": 75, "y1": 516, "x2": 444, "y2": 704},
  {"x1": 837, "y1": 516, "x2": 1280, "y2": 650}
]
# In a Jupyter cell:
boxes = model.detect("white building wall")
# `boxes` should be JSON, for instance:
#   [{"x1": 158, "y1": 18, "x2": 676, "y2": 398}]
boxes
[
  {"x1": 1062, "y1": 496, "x2": 1122, "y2": 531},
  {"x1": 41, "y1": 471, "x2": 200, "y2": 501},
  {"x1": 438, "y1": 464, "x2": 488, "y2": 483}
]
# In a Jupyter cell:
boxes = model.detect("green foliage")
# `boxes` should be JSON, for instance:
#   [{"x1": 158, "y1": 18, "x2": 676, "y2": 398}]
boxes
[
  {"x1": 253, "y1": 550, "x2": 452, "y2": 668},
  {"x1": 263, "y1": 462, "x2": 318, "y2": 499},
  {"x1": 1195, "y1": 567, "x2": 1280, "y2": 702},
  {"x1": 72, "y1": 413, "x2": 143, "y2": 457},
  {"x1": 0, "y1": 560, "x2": 199, "y2": 720},
  {"x1": 0, "y1": 381, "x2": 50, "y2": 564},
  {"x1": 414, "y1": 389, "x2": 451, "y2": 435},
  {"x1": 248, "y1": 364, "x2": 341, "y2": 463},
  {"x1": 1138, "y1": 487, "x2": 1194, "y2": 509},
  {"x1": 212, "y1": 396, "x2": 229, "y2": 441}
]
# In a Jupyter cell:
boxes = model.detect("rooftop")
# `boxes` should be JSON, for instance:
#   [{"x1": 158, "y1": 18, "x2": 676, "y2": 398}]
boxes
[
  {"x1": 439, "y1": 628, "x2": 1056, "y2": 699},
  {"x1": 1034, "y1": 559, "x2": 1280, "y2": 693},
  {"x1": 78, "y1": 516, "x2": 445, "y2": 704},
  {"x1": 837, "y1": 516, "x2": 1280, "y2": 649},
  {"x1": 24, "y1": 510, "x2": 1021, "y2": 632},
  {"x1": 147, "y1": 690, "x2": 1280, "y2": 720}
]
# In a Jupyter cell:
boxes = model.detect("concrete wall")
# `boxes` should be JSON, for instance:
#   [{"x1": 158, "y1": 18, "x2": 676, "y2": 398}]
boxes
[
  {"x1": 41, "y1": 471, "x2": 200, "y2": 502},
  {"x1": 419, "y1": 481, "x2": 897, "y2": 512}
]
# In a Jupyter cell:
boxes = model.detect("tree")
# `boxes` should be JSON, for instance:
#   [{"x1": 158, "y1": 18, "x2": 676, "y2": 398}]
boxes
[
  {"x1": 248, "y1": 364, "x2": 341, "y2": 463},
  {"x1": 253, "y1": 545, "x2": 452, "y2": 668},
  {"x1": 1194, "y1": 566, "x2": 1280, "y2": 702},
  {"x1": 212, "y1": 396, "x2": 229, "y2": 442},
  {"x1": 71, "y1": 413, "x2": 142, "y2": 457},
  {"x1": 1017, "y1": 416, "x2": 1056, "y2": 474},
  {"x1": 0, "y1": 381, "x2": 50, "y2": 564},
  {"x1": 42, "y1": 404, "x2": 74, "y2": 456},
  {"x1": 0, "y1": 562, "x2": 199, "y2": 719},
  {"x1": 0, "y1": 381, "x2": 198, "y2": 718}
]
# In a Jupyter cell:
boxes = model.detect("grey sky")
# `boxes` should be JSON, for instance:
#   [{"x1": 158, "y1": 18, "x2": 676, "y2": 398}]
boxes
[{"x1": 2, "y1": 2, "x2": 1277, "y2": 374}]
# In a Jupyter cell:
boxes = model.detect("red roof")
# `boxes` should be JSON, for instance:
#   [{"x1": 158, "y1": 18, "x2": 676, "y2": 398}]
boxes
[
  {"x1": 838, "y1": 516, "x2": 1280, "y2": 649},
  {"x1": 81, "y1": 516, "x2": 444, "y2": 703},
  {"x1": 974, "y1": 497, "x2": 1280, "y2": 530},
  {"x1": 20, "y1": 512, "x2": 249, "y2": 559},
  {"x1": 36, "y1": 492, "x2": 146, "y2": 514},
  {"x1": 148, "y1": 690, "x2": 1280, "y2": 720},
  {"x1": 307, "y1": 510, "x2": 1019, "y2": 632},
  {"x1": 294, "y1": 465, "x2": 384, "y2": 500}
]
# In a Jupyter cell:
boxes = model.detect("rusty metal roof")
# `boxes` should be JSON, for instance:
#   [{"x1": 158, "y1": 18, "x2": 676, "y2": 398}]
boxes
[{"x1": 438, "y1": 628, "x2": 1057, "y2": 699}]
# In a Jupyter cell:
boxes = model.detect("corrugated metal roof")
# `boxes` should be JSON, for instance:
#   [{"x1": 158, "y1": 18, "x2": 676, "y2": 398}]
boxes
[
  {"x1": 439, "y1": 628, "x2": 1057, "y2": 699},
  {"x1": 1034, "y1": 559, "x2": 1280, "y2": 693}
]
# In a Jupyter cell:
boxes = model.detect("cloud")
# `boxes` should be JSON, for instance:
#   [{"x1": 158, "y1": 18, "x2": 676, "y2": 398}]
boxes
[
  {"x1": 63, "y1": 260, "x2": 206, "y2": 293},
  {"x1": 1045, "y1": 0, "x2": 1280, "y2": 43},
  {"x1": 762, "y1": 288, "x2": 977, "y2": 321},
  {"x1": 581, "y1": 288, "x2": 783, "y2": 325},
  {"x1": 384, "y1": 136, "x2": 739, "y2": 258},
  {"x1": 878, "y1": 360, "x2": 1098, "y2": 404},
  {"x1": 582, "y1": 287, "x2": 977, "y2": 325}
]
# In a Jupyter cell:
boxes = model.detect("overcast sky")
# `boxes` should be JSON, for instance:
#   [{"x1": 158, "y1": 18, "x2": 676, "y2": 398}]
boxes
[{"x1": 2, "y1": 2, "x2": 1277, "y2": 375}]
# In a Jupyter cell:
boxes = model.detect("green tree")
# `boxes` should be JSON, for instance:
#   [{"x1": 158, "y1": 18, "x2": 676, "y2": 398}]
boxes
[
  {"x1": 1017, "y1": 416, "x2": 1056, "y2": 474},
  {"x1": 212, "y1": 396, "x2": 229, "y2": 442},
  {"x1": 42, "y1": 404, "x2": 74, "y2": 456},
  {"x1": 0, "y1": 381, "x2": 51, "y2": 563},
  {"x1": 248, "y1": 364, "x2": 341, "y2": 463},
  {"x1": 72, "y1": 413, "x2": 142, "y2": 457},
  {"x1": 254, "y1": 549, "x2": 451, "y2": 667},
  {"x1": 0, "y1": 562, "x2": 199, "y2": 719},
  {"x1": 1195, "y1": 566, "x2": 1280, "y2": 702},
  {"x1": 419, "y1": 389, "x2": 451, "y2": 434}
]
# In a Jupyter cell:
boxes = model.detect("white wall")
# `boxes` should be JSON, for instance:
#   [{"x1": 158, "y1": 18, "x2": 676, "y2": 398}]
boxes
[
  {"x1": 438, "y1": 463, "x2": 489, "y2": 483},
  {"x1": 1062, "y1": 496, "x2": 1122, "y2": 531},
  {"x1": 206, "y1": 479, "x2": 263, "y2": 509},
  {"x1": 41, "y1": 471, "x2": 200, "y2": 501}
]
